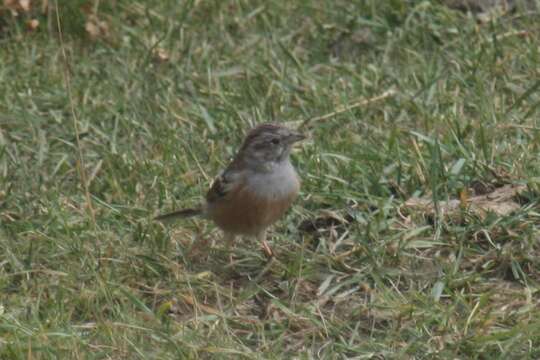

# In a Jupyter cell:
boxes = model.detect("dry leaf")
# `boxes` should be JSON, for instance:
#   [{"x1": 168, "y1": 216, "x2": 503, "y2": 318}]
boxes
[
  {"x1": 3, "y1": 0, "x2": 31, "y2": 14},
  {"x1": 18, "y1": 0, "x2": 29, "y2": 11},
  {"x1": 26, "y1": 18, "x2": 39, "y2": 31},
  {"x1": 180, "y1": 294, "x2": 221, "y2": 315},
  {"x1": 153, "y1": 48, "x2": 170, "y2": 63},
  {"x1": 299, "y1": 210, "x2": 352, "y2": 234},
  {"x1": 443, "y1": 0, "x2": 537, "y2": 23},
  {"x1": 404, "y1": 184, "x2": 525, "y2": 219},
  {"x1": 85, "y1": 15, "x2": 109, "y2": 40},
  {"x1": 85, "y1": 21, "x2": 99, "y2": 39}
]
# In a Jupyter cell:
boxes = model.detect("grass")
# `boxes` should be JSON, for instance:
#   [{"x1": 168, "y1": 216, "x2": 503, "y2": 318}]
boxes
[{"x1": 1, "y1": 0, "x2": 540, "y2": 358}]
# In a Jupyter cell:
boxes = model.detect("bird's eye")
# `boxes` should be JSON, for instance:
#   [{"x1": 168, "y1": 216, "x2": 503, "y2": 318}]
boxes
[{"x1": 271, "y1": 138, "x2": 280, "y2": 145}]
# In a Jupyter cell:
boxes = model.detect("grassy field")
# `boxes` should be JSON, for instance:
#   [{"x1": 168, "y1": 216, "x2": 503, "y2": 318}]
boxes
[{"x1": 1, "y1": 0, "x2": 540, "y2": 358}]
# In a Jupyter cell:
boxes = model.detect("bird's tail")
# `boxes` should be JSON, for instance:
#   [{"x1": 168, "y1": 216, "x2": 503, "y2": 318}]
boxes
[{"x1": 154, "y1": 208, "x2": 203, "y2": 223}]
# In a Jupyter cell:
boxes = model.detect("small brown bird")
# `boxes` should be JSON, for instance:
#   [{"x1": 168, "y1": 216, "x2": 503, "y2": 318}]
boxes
[{"x1": 155, "y1": 123, "x2": 305, "y2": 251}]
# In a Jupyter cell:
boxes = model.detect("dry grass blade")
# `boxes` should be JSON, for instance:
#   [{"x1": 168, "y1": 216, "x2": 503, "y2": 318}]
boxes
[
  {"x1": 298, "y1": 88, "x2": 397, "y2": 129},
  {"x1": 54, "y1": 1, "x2": 96, "y2": 227}
]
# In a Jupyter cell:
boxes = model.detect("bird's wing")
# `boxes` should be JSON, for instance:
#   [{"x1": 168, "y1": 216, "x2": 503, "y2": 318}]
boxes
[{"x1": 206, "y1": 166, "x2": 245, "y2": 204}]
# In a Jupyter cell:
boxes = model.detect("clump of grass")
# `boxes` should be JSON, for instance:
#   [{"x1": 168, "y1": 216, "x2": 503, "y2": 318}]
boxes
[{"x1": 1, "y1": 0, "x2": 539, "y2": 358}]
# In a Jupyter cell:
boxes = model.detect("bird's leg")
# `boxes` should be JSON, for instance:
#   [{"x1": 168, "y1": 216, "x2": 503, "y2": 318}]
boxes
[
  {"x1": 257, "y1": 229, "x2": 273, "y2": 258},
  {"x1": 223, "y1": 232, "x2": 236, "y2": 265},
  {"x1": 224, "y1": 232, "x2": 236, "y2": 248},
  {"x1": 252, "y1": 229, "x2": 277, "y2": 282}
]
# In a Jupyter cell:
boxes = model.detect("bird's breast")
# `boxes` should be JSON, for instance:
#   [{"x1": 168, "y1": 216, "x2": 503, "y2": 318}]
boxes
[{"x1": 207, "y1": 162, "x2": 300, "y2": 236}]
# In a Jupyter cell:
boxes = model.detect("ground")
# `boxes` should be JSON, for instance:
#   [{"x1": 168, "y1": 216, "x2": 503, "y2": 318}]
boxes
[{"x1": 1, "y1": 1, "x2": 539, "y2": 358}]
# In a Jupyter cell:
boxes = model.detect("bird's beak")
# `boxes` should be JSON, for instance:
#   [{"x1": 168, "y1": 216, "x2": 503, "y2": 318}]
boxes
[{"x1": 287, "y1": 131, "x2": 306, "y2": 143}]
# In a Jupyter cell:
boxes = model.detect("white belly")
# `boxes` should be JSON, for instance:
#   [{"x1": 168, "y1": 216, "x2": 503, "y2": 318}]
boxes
[{"x1": 245, "y1": 161, "x2": 300, "y2": 200}]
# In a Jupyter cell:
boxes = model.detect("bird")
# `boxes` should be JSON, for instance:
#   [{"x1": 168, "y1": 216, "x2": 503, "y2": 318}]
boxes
[{"x1": 155, "y1": 123, "x2": 305, "y2": 253}]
